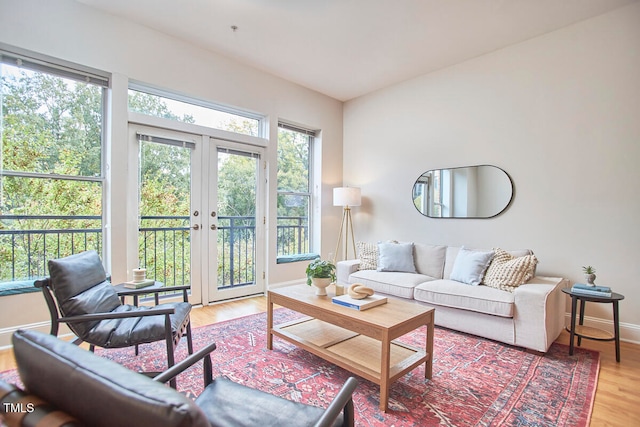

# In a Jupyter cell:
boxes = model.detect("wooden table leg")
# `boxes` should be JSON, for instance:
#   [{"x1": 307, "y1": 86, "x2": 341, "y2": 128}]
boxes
[
  {"x1": 380, "y1": 336, "x2": 391, "y2": 412},
  {"x1": 425, "y1": 316, "x2": 434, "y2": 379},
  {"x1": 266, "y1": 293, "x2": 273, "y2": 350}
]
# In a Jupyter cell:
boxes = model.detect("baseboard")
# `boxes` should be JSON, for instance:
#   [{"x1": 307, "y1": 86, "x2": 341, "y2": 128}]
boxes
[
  {"x1": 563, "y1": 313, "x2": 640, "y2": 345},
  {"x1": 0, "y1": 323, "x2": 75, "y2": 351},
  {"x1": 0, "y1": 321, "x2": 50, "y2": 350},
  {"x1": 268, "y1": 279, "x2": 305, "y2": 289}
]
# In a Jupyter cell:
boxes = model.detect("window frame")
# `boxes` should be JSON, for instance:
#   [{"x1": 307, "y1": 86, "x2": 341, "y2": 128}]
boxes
[
  {"x1": 128, "y1": 82, "x2": 265, "y2": 138},
  {"x1": 0, "y1": 46, "x2": 110, "y2": 280},
  {"x1": 276, "y1": 121, "x2": 317, "y2": 262}
]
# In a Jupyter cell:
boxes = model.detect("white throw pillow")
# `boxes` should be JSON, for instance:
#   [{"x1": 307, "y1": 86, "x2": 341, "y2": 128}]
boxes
[
  {"x1": 377, "y1": 242, "x2": 416, "y2": 273},
  {"x1": 450, "y1": 247, "x2": 494, "y2": 286}
]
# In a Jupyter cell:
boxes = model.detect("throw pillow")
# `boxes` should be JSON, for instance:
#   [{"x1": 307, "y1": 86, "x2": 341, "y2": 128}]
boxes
[
  {"x1": 377, "y1": 242, "x2": 417, "y2": 273},
  {"x1": 356, "y1": 241, "x2": 378, "y2": 270},
  {"x1": 449, "y1": 247, "x2": 494, "y2": 286},
  {"x1": 484, "y1": 248, "x2": 538, "y2": 292}
]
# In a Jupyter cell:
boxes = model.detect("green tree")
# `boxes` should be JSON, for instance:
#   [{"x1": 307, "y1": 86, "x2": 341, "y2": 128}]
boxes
[{"x1": 1, "y1": 66, "x2": 103, "y2": 279}]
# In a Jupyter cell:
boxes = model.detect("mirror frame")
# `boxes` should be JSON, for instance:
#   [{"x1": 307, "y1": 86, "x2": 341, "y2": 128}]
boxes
[{"x1": 412, "y1": 164, "x2": 514, "y2": 219}]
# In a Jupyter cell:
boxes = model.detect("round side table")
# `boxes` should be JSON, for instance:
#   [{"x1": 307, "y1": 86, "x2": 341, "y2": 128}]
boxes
[{"x1": 562, "y1": 287, "x2": 624, "y2": 362}]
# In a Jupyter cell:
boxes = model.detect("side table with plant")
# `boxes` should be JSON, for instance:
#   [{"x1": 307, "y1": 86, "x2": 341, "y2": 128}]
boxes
[{"x1": 306, "y1": 259, "x2": 337, "y2": 296}]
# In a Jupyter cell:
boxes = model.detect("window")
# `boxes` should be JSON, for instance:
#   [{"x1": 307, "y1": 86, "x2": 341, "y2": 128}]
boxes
[
  {"x1": 276, "y1": 123, "x2": 315, "y2": 260},
  {"x1": 128, "y1": 86, "x2": 261, "y2": 137},
  {"x1": 0, "y1": 50, "x2": 108, "y2": 282}
]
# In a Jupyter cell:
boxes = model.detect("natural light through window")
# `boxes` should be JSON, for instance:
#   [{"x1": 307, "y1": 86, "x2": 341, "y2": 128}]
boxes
[{"x1": 128, "y1": 89, "x2": 260, "y2": 137}]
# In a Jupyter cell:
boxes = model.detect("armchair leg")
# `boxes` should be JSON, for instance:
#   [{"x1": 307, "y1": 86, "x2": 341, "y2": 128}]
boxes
[
  {"x1": 165, "y1": 315, "x2": 177, "y2": 389},
  {"x1": 186, "y1": 321, "x2": 194, "y2": 355}
]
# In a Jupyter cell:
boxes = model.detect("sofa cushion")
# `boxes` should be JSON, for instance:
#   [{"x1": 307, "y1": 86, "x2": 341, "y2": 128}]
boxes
[
  {"x1": 484, "y1": 248, "x2": 538, "y2": 292},
  {"x1": 356, "y1": 241, "x2": 378, "y2": 270},
  {"x1": 414, "y1": 279, "x2": 515, "y2": 317},
  {"x1": 413, "y1": 244, "x2": 447, "y2": 279},
  {"x1": 348, "y1": 270, "x2": 434, "y2": 299},
  {"x1": 449, "y1": 247, "x2": 494, "y2": 286},
  {"x1": 377, "y1": 242, "x2": 416, "y2": 273}
]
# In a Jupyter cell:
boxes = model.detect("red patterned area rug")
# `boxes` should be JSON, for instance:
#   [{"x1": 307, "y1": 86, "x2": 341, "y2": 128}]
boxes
[{"x1": 1, "y1": 309, "x2": 599, "y2": 427}]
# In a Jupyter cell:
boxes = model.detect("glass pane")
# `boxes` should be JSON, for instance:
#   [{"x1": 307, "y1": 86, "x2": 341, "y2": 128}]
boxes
[
  {"x1": 277, "y1": 127, "x2": 310, "y2": 192},
  {"x1": 217, "y1": 150, "x2": 257, "y2": 288},
  {"x1": 277, "y1": 194, "x2": 310, "y2": 256},
  {"x1": 0, "y1": 176, "x2": 102, "y2": 281},
  {"x1": 1, "y1": 63, "x2": 103, "y2": 177},
  {"x1": 138, "y1": 140, "x2": 191, "y2": 287},
  {"x1": 128, "y1": 89, "x2": 260, "y2": 137}
]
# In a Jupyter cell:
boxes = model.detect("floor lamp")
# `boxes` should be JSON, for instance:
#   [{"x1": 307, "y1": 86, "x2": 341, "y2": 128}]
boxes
[{"x1": 333, "y1": 187, "x2": 361, "y2": 265}]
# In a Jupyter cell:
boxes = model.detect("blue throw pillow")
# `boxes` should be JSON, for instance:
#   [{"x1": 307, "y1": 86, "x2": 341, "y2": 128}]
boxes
[
  {"x1": 450, "y1": 247, "x2": 494, "y2": 286},
  {"x1": 377, "y1": 242, "x2": 416, "y2": 273}
]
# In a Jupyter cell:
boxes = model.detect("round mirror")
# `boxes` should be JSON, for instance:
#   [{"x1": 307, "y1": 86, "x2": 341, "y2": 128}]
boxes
[{"x1": 412, "y1": 165, "x2": 513, "y2": 218}]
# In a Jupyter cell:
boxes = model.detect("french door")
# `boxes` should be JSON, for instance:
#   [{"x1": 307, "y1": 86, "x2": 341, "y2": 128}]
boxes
[
  {"x1": 130, "y1": 125, "x2": 264, "y2": 305},
  {"x1": 207, "y1": 141, "x2": 265, "y2": 302}
]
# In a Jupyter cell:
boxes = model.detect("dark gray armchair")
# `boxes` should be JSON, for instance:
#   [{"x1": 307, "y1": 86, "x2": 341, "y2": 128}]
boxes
[
  {"x1": 1, "y1": 330, "x2": 358, "y2": 427},
  {"x1": 34, "y1": 250, "x2": 193, "y2": 387}
]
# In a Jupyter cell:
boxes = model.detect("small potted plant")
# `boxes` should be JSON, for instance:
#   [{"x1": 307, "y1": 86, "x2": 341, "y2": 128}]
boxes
[
  {"x1": 306, "y1": 259, "x2": 336, "y2": 296},
  {"x1": 582, "y1": 266, "x2": 596, "y2": 285}
]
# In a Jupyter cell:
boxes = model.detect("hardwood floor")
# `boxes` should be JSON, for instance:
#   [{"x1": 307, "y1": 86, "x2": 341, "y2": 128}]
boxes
[{"x1": 2, "y1": 295, "x2": 639, "y2": 426}]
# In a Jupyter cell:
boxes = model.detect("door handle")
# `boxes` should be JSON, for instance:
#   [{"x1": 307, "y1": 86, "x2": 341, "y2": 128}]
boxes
[
  {"x1": 191, "y1": 224, "x2": 200, "y2": 230},
  {"x1": 210, "y1": 224, "x2": 217, "y2": 231}
]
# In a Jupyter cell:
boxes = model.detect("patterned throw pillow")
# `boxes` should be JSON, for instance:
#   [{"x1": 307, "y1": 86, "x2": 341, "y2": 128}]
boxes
[
  {"x1": 483, "y1": 248, "x2": 538, "y2": 292},
  {"x1": 356, "y1": 241, "x2": 378, "y2": 270}
]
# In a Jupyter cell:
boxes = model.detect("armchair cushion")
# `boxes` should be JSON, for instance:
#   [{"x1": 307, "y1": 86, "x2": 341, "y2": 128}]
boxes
[
  {"x1": 48, "y1": 251, "x2": 121, "y2": 337},
  {"x1": 48, "y1": 250, "x2": 110, "y2": 301},
  {"x1": 195, "y1": 377, "x2": 343, "y2": 427},
  {"x1": 85, "y1": 302, "x2": 191, "y2": 347},
  {"x1": 12, "y1": 329, "x2": 209, "y2": 427}
]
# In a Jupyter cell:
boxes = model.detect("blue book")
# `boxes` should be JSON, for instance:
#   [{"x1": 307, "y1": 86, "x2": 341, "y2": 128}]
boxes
[
  {"x1": 571, "y1": 287, "x2": 611, "y2": 298},
  {"x1": 573, "y1": 283, "x2": 611, "y2": 292}
]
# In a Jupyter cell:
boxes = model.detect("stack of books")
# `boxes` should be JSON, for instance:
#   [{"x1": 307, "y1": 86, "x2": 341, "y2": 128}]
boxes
[
  {"x1": 124, "y1": 279, "x2": 155, "y2": 289},
  {"x1": 571, "y1": 283, "x2": 612, "y2": 297}
]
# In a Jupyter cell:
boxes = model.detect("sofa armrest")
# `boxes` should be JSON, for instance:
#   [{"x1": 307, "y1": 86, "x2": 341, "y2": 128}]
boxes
[
  {"x1": 336, "y1": 260, "x2": 360, "y2": 285},
  {"x1": 513, "y1": 276, "x2": 568, "y2": 352}
]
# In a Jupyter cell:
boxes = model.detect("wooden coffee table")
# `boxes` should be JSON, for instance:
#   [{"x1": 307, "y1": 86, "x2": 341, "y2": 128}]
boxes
[{"x1": 267, "y1": 284, "x2": 434, "y2": 412}]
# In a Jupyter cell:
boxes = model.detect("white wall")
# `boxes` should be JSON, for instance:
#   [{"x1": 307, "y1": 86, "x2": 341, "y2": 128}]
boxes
[
  {"x1": 344, "y1": 3, "x2": 640, "y2": 338},
  {"x1": 0, "y1": 0, "x2": 344, "y2": 346}
]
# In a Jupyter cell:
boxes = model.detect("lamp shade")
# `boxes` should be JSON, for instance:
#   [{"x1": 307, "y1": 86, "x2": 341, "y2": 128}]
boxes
[{"x1": 333, "y1": 187, "x2": 361, "y2": 207}]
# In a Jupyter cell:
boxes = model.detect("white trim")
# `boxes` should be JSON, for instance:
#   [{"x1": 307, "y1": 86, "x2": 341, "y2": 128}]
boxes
[
  {"x1": 0, "y1": 321, "x2": 56, "y2": 350},
  {"x1": 268, "y1": 279, "x2": 305, "y2": 290},
  {"x1": 128, "y1": 112, "x2": 268, "y2": 148}
]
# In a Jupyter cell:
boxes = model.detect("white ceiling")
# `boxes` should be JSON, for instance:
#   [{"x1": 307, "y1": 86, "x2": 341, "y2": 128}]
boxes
[{"x1": 76, "y1": 0, "x2": 636, "y2": 101}]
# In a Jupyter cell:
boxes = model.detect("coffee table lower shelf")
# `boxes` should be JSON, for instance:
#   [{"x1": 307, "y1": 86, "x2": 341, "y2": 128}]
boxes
[{"x1": 273, "y1": 317, "x2": 429, "y2": 389}]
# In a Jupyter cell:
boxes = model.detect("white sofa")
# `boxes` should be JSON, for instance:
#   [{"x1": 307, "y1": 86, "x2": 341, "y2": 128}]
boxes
[{"x1": 336, "y1": 243, "x2": 567, "y2": 352}]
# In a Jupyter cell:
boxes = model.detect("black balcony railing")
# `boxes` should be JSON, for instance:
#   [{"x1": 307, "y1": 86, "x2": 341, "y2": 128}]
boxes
[
  {"x1": 1, "y1": 214, "x2": 310, "y2": 288},
  {"x1": 0, "y1": 215, "x2": 102, "y2": 281},
  {"x1": 276, "y1": 216, "x2": 309, "y2": 255}
]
